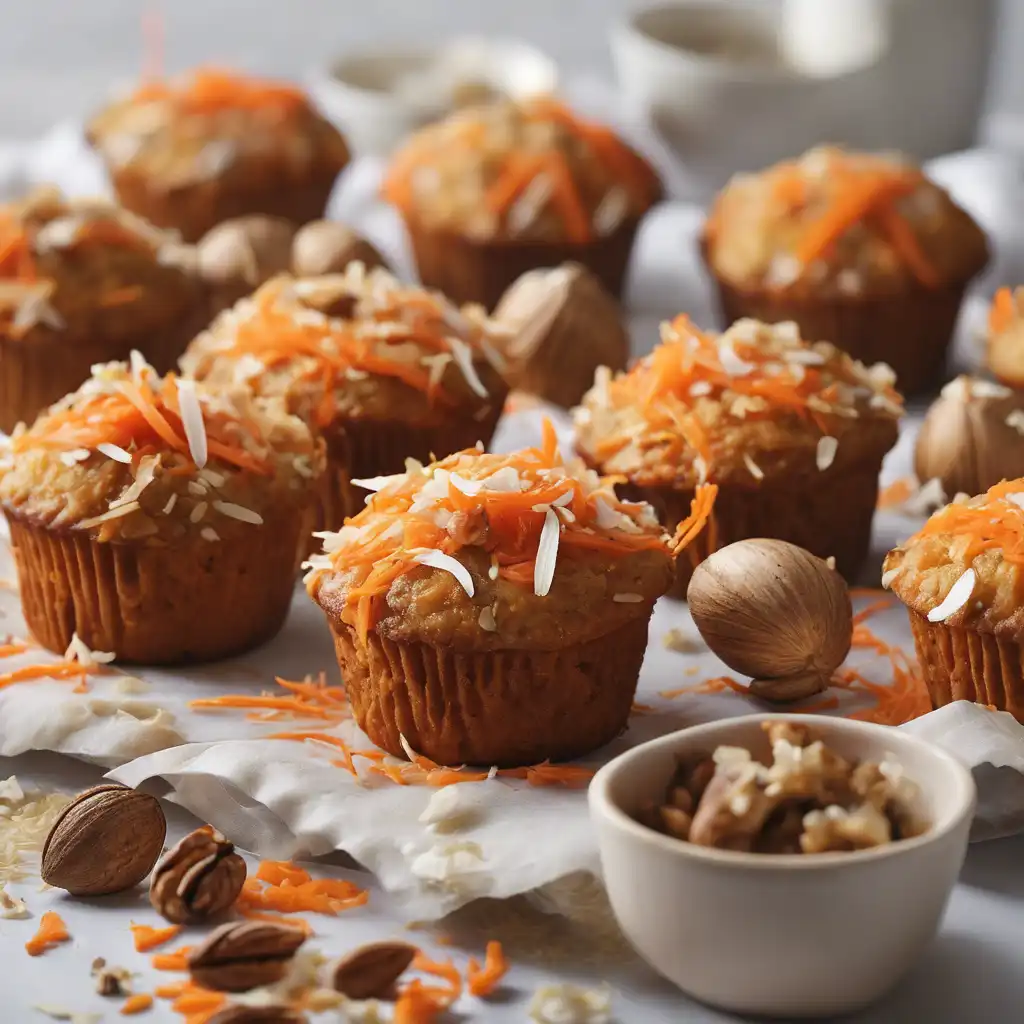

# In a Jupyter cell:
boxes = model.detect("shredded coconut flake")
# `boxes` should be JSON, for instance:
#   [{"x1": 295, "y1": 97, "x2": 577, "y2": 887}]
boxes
[
  {"x1": 816, "y1": 436, "x2": 839, "y2": 471},
  {"x1": 78, "y1": 501, "x2": 140, "y2": 529},
  {"x1": 478, "y1": 606, "x2": 497, "y2": 632},
  {"x1": 927, "y1": 568, "x2": 976, "y2": 623},
  {"x1": 189, "y1": 501, "x2": 208, "y2": 523},
  {"x1": 175, "y1": 377, "x2": 208, "y2": 469},
  {"x1": 96, "y1": 442, "x2": 132, "y2": 464},
  {"x1": 351, "y1": 473, "x2": 403, "y2": 493},
  {"x1": 533, "y1": 508, "x2": 560, "y2": 597},
  {"x1": 742, "y1": 453, "x2": 764, "y2": 481},
  {"x1": 200, "y1": 526, "x2": 220, "y2": 542},
  {"x1": 162, "y1": 493, "x2": 178, "y2": 515},
  {"x1": 212, "y1": 500, "x2": 263, "y2": 525},
  {"x1": 881, "y1": 567, "x2": 901, "y2": 590},
  {"x1": 447, "y1": 336, "x2": 489, "y2": 398},
  {"x1": 64, "y1": 632, "x2": 115, "y2": 668},
  {"x1": 59, "y1": 448, "x2": 90, "y2": 467},
  {"x1": 414, "y1": 549, "x2": 475, "y2": 597}
]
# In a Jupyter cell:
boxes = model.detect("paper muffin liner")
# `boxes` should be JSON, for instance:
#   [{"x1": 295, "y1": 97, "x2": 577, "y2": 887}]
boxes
[
  {"x1": 629, "y1": 453, "x2": 887, "y2": 598},
  {"x1": 0, "y1": 306, "x2": 208, "y2": 434},
  {"x1": 316, "y1": 405, "x2": 505, "y2": 534},
  {"x1": 107, "y1": 168, "x2": 340, "y2": 244},
  {"x1": 326, "y1": 614, "x2": 652, "y2": 767},
  {"x1": 907, "y1": 610, "x2": 1024, "y2": 722},
  {"x1": 708, "y1": 276, "x2": 970, "y2": 397},
  {"x1": 403, "y1": 215, "x2": 643, "y2": 311},
  {"x1": 6, "y1": 510, "x2": 304, "y2": 664}
]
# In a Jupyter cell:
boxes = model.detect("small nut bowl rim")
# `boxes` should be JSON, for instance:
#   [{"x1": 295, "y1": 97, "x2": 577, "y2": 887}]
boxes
[{"x1": 589, "y1": 712, "x2": 976, "y2": 871}]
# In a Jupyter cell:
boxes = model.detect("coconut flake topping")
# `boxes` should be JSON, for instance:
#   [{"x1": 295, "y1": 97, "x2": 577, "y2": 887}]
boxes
[
  {"x1": 175, "y1": 377, "x2": 208, "y2": 469},
  {"x1": 927, "y1": 569, "x2": 976, "y2": 623}
]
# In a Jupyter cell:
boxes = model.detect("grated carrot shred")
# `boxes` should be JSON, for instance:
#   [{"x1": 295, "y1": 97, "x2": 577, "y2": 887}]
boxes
[
  {"x1": 130, "y1": 922, "x2": 183, "y2": 952},
  {"x1": 25, "y1": 911, "x2": 70, "y2": 956},
  {"x1": 989, "y1": 286, "x2": 1017, "y2": 334},
  {"x1": 394, "y1": 979, "x2": 448, "y2": 1024},
  {"x1": 151, "y1": 946, "x2": 194, "y2": 972},
  {"x1": 411, "y1": 952, "x2": 462, "y2": 1005},
  {"x1": 876, "y1": 476, "x2": 915, "y2": 509},
  {"x1": 154, "y1": 984, "x2": 187, "y2": 999},
  {"x1": 238, "y1": 866, "x2": 369, "y2": 916},
  {"x1": 121, "y1": 993, "x2": 154, "y2": 1015},
  {"x1": 466, "y1": 940, "x2": 509, "y2": 997},
  {"x1": 0, "y1": 659, "x2": 93, "y2": 691},
  {"x1": 237, "y1": 907, "x2": 314, "y2": 935}
]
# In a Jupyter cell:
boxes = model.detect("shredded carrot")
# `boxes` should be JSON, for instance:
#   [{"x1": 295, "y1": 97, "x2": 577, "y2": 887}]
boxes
[
  {"x1": 411, "y1": 953, "x2": 462, "y2": 1005},
  {"x1": 25, "y1": 911, "x2": 70, "y2": 956},
  {"x1": 394, "y1": 979, "x2": 447, "y2": 1024},
  {"x1": 498, "y1": 761, "x2": 595, "y2": 789},
  {"x1": 0, "y1": 659, "x2": 93, "y2": 691},
  {"x1": 875, "y1": 205, "x2": 940, "y2": 287},
  {"x1": 238, "y1": 867, "x2": 369, "y2": 917},
  {"x1": 237, "y1": 907, "x2": 314, "y2": 936},
  {"x1": 154, "y1": 984, "x2": 187, "y2": 1000},
  {"x1": 121, "y1": 994, "x2": 154, "y2": 1015},
  {"x1": 130, "y1": 922, "x2": 183, "y2": 952},
  {"x1": 990, "y1": 286, "x2": 1017, "y2": 334},
  {"x1": 670, "y1": 484, "x2": 718, "y2": 555},
  {"x1": 132, "y1": 66, "x2": 307, "y2": 116},
  {"x1": 877, "y1": 477, "x2": 915, "y2": 509},
  {"x1": 151, "y1": 946, "x2": 194, "y2": 972},
  {"x1": 466, "y1": 941, "x2": 509, "y2": 997},
  {"x1": 852, "y1": 597, "x2": 894, "y2": 624},
  {"x1": 256, "y1": 860, "x2": 312, "y2": 887}
]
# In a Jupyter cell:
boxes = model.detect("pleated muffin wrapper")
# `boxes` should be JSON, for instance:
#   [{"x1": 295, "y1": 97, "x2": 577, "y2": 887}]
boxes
[
  {"x1": 403, "y1": 213, "x2": 645, "y2": 312},
  {"x1": 325, "y1": 613, "x2": 653, "y2": 768},
  {"x1": 908, "y1": 611, "x2": 1024, "y2": 723},
  {"x1": 615, "y1": 450, "x2": 889, "y2": 599},
  {"x1": 315, "y1": 402, "x2": 506, "y2": 535},
  {"x1": 5, "y1": 505, "x2": 307, "y2": 665}
]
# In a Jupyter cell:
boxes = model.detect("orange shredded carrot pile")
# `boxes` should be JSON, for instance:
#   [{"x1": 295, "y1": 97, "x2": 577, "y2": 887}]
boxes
[
  {"x1": 25, "y1": 911, "x2": 70, "y2": 956},
  {"x1": 238, "y1": 861, "x2": 368, "y2": 916},
  {"x1": 133, "y1": 66, "x2": 307, "y2": 116},
  {"x1": 466, "y1": 940, "x2": 509, "y2": 997},
  {"x1": 121, "y1": 993, "x2": 154, "y2": 1015},
  {"x1": 499, "y1": 761, "x2": 595, "y2": 789},
  {"x1": 0, "y1": 657, "x2": 98, "y2": 693},
  {"x1": 151, "y1": 945, "x2": 194, "y2": 972},
  {"x1": 842, "y1": 625, "x2": 932, "y2": 725},
  {"x1": 989, "y1": 286, "x2": 1018, "y2": 334},
  {"x1": 382, "y1": 96, "x2": 658, "y2": 242},
  {"x1": 169, "y1": 982, "x2": 227, "y2": 1023},
  {"x1": 877, "y1": 477, "x2": 916, "y2": 510},
  {"x1": 189, "y1": 672, "x2": 349, "y2": 724},
  {"x1": 130, "y1": 922, "x2": 183, "y2": 952}
]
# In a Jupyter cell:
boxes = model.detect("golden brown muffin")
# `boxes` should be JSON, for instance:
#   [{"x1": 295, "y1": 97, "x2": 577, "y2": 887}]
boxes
[
  {"x1": 0, "y1": 357, "x2": 323, "y2": 663},
  {"x1": 575, "y1": 316, "x2": 903, "y2": 595},
  {"x1": 985, "y1": 286, "x2": 1024, "y2": 387},
  {"x1": 701, "y1": 147, "x2": 988, "y2": 395},
  {"x1": 382, "y1": 97, "x2": 662, "y2": 308},
  {"x1": 306, "y1": 434, "x2": 696, "y2": 766},
  {"x1": 180, "y1": 264, "x2": 508, "y2": 532},
  {"x1": 87, "y1": 68, "x2": 351, "y2": 242},
  {"x1": 884, "y1": 480, "x2": 1024, "y2": 721},
  {"x1": 0, "y1": 187, "x2": 206, "y2": 432}
]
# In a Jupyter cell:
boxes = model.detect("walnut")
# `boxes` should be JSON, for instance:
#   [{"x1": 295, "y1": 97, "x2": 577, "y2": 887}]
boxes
[
  {"x1": 688, "y1": 764, "x2": 779, "y2": 851},
  {"x1": 800, "y1": 803, "x2": 892, "y2": 853},
  {"x1": 150, "y1": 826, "x2": 247, "y2": 924}
]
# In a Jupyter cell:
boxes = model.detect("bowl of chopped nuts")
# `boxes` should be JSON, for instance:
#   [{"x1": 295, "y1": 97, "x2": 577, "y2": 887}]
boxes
[{"x1": 589, "y1": 714, "x2": 975, "y2": 1017}]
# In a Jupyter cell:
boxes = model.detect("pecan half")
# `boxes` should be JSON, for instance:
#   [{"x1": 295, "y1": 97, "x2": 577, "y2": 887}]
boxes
[
  {"x1": 189, "y1": 920, "x2": 306, "y2": 992},
  {"x1": 150, "y1": 826, "x2": 246, "y2": 924},
  {"x1": 331, "y1": 940, "x2": 418, "y2": 1000}
]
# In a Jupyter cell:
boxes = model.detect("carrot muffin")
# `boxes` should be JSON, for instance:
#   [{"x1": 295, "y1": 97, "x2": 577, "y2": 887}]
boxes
[
  {"x1": 575, "y1": 316, "x2": 903, "y2": 595},
  {"x1": 382, "y1": 97, "x2": 661, "y2": 309},
  {"x1": 492, "y1": 262, "x2": 630, "y2": 409},
  {"x1": 87, "y1": 68, "x2": 350, "y2": 242},
  {"x1": 985, "y1": 286, "x2": 1024, "y2": 387},
  {"x1": 306, "y1": 430, "x2": 700, "y2": 766},
  {"x1": 701, "y1": 146, "x2": 989, "y2": 394},
  {"x1": 181, "y1": 263, "x2": 508, "y2": 532},
  {"x1": 884, "y1": 480, "x2": 1024, "y2": 721},
  {"x1": 0, "y1": 357, "x2": 323, "y2": 663},
  {"x1": 0, "y1": 187, "x2": 206, "y2": 433}
]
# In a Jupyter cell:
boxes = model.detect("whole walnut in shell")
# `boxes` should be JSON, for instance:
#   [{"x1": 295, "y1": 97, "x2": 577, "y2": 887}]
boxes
[
  {"x1": 687, "y1": 539, "x2": 852, "y2": 702},
  {"x1": 291, "y1": 220, "x2": 390, "y2": 277},
  {"x1": 914, "y1": 376, "x2": 1024, "y2": 498},
  {"x1": 197, "y1": 215, "x2": 296, "y2": 308}
]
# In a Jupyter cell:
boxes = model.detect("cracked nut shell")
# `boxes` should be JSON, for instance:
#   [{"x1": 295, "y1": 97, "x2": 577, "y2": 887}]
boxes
[
  {"x1": 41, "y1": 784, "x2": 166, "y2": 896},
  {"x1": 189, "y1": 920, "x2": 307, "y2": 992},
  {"x1": 331, "y1": 940, "x2": 418, "y2": 999},
  {"x1": 150, "y1": 826, "x2": 247, "y2": 924}
]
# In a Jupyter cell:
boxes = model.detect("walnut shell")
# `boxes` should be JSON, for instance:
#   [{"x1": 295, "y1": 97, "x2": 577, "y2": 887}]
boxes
[
  {"x1": 197, "y1": 216, "x2": 296, "y2": 303},
  {"x1": 687, "y1": 539, "x2": 852, "y2": 699},
  {"x1": 41, "y1": 784, "x2": 166, "y2": 896},
  {"x1": 914, "y1": 376, "x2": 1024, "y2": 498},
  {"x1": 331, "y1": 940, "x2": 418, "y2": 999},
  {"x1": 492, "y1": 262, "x2": 629, "y2": 408},
  {"x1": 189, "y1": 920, "x2": 306, "y2": 992},
  {"x1": 291, "y1": 220, "x2": 390, "y2": 277},
  {"x1": 150, "y1": 826, "x2": 246, "y2": 924}
]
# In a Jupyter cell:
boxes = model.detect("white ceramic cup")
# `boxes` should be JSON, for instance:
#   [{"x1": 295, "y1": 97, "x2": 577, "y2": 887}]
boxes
[{"x1": 589, "y1": 713, "x2": 976, "y2": 1018}]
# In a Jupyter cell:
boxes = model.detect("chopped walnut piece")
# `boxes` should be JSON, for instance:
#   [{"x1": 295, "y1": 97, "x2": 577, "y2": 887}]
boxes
[
  {"x1": 762, "y1": 720, "x2": 810, "y2": 749},
  {"x1": 657, "y1": 805, "x2": 692, "y2": 841},
  {"x1": 688, "y1": 765, "x2": 779, "y2": 851},
  {"x1": 800, "y1": 803, "x2": 892, "y2": 853}
]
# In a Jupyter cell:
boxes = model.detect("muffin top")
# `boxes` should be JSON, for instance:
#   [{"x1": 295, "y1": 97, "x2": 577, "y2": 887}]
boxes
[
  {"x1": 181, "y1": 263, "x2": 508, "y2": 430},
  {"x1": 87, "y1": 67, "x2": 350, "y2": 191},
  {"x1": 884, "y1": 480, "x2": 1024, "y2": 639},
  {"x1": 703, "y1": 146, "x2": 988, "y2": 298},
  {"x1": 0, "y1": 187, "x2": 201, "y2": 343},
  {"x1": 0, "y1": 356, "x2": 322, "y2": 543},
  {"x1": 574, "y1": 316, "x2": 903, "y2": 489},
  {"x1": 986, "y1": 286, "x2": 1024, "y2": 387},
  {"x1": 307, "y1": 428, "x2": 685, "y2": 651},
  {"x1": 382, "y1": 97, "x2": 661, "y2": 243}
]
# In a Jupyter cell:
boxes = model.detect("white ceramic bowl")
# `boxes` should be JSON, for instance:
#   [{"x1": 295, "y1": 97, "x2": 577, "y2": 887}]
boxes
[
  {"x1": 310, "y1": 37, "x2": 558, "y2": 156},
  {"x1": 589, "y1": 714, "x2": 976, "y2": 1017}
]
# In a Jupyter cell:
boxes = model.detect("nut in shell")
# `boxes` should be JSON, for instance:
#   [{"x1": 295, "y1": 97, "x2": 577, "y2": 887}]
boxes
[
  {"x1": 188, "y1": 920, "x2": 307, "y2": 992},
  {"x1": 687, "y1": 539, "x2": 852, "y2": 701},
  {"x1": 291, "y1": 220, "x2": 390, "y2": 278},
  {"x1": 914, "y1": 375, "x2": 1024, "y2": 498},
  {"x1": 150, "y1": 826, "x2": 246, "y2": 924},
  {"x1": 41, "y1": 784, "x2": 166, "y2": 896},
  {"x1": 331, "y1": 940, "x2": 418, "y2": 999},
  {"x1": 492, "y1": 262, "x2": 629, "y2": 408},
  {"x1": 197, "y1": 215, "x2": 296, "y2": 299}
]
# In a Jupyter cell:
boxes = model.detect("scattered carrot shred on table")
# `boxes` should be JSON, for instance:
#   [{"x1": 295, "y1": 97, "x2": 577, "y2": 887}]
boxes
[
  {"x1": 120, "y1": 993, "x2": 154, "y2": 1015},
  {"x1": 467, "y1": 940, "x2": 509, "y2": 997},
  {"x1": 0, "y1": 659, "x2": 96, "y2": 692},
  {"x1": 410, "y1": 953, "x2": 462, "y2": 1006},
  {"x1": 237, "y1": 907, "x2": 314, "y2": 935},
  {"x1": 189, "y1": 672, "x2": 348, "y2": 724},
  {"x1": 876, "y1": 477, "x2": 916, "y2": 510},
  {"x1": 990, "y1": 286, "x2": 1016, "y2": 333},
  {"x1": 239, "y1": 863, "x2": 368, "y2": 916},
  {"x1": 25, "y1": 911, "x2": 69, "y2": 956},
  {"x1": 130, "y1": 922, "x2": 183, "y2": 952},
  {"x1": 393, "y1": 979, "x2": 448, "y2": 1023},
  {"x1": 151, "y1": 945, "x2": 194, "y2": 971},
  {"x1": 154, "y1": 983, "x2": 187, "y2": 999}
]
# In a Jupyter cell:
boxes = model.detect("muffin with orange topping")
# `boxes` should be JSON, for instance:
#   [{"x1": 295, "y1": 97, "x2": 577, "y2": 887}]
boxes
[
  {"x1": 181, "y1": 263, "x2": 508, "y2": 531},
  {"x1": 306, "y1": 431, "x2": 706, "y2": 766},
  {"x1": 884, "y1": 480, "x2": 1024, "y2": 721},
  {"x1": 382, "y1": 97, "x2": 661, "y2": 309},
  {"x1": 986, "y1": 286, "x2": 1024, "y2": 387},
  {"x1": 701, "y1": 147, "x2": 988, "y2": 394},
  {"x1": 87, "y1": 68, "x2": 350, "y2": 242},
  {"x1": 0, "y1": 187, "x2": 206, "y2": 432},
  {"x1": 575, "y1": 316, "x2": 903, "y2": 595},
  {"x1": 0, "y1": 357, "x2": 323, "y2": 663}
]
